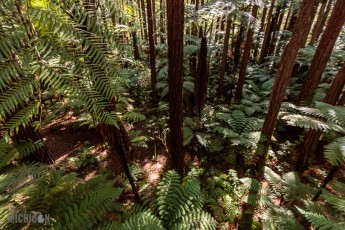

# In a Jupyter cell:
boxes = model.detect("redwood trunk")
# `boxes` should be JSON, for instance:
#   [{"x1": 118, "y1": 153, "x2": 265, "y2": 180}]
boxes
[
  {"x1": 259, "y1": 0, "x2": 276, "y2": 64},
  {"x1": 257, "y1": 0, "x2": 317, "y2": 173},
  {"x1": 233, "y1": 25, "x2": 243, "y2": 71},
  {"x1": 235, "y1": 5, "x2": 259, "y2": 100},
  {"x1": 147, "y1": 0, "x2": 158, "y2": 105},
  {"x1": 297, "y1": 62, "x2": 345, "y2": 172},
  {"x1": 194, "y1": 37, "x2": 209, "y2": 116},
  {"x1": 216, "y1": 18, "x2": 232, "y2": 99},
  {"x1": 309, "y1": 0, "x2": 328, "y2": 46},
  {"x1": 239, "y1": 2, "x2": 317, "y2": 228},
  {"x1": 297, "y1": 0, "x2": 345, "y2": 105},
  {"x1": 167, "y1": 0, "x2": 185, "y2": 176},
  {"x1": 140, "y1": 0, "x2": 148, "y2": 40}
]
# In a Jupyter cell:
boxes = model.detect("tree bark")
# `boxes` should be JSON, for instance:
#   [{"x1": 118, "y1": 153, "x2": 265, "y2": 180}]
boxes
[
  {"x1": 297, "y1": 62, "x2": 345, "y2": 172},
  {"x1": 316, "y1": 0, "x2": 333, "y2": 41},
  {"x1": 216, "y1": 18, "x2": 232, "y2": 99},
  {"x1": 312, "y1": 165, "x2": 339, "y2": 201},
  {"x1": 233, "y1": 25, "x2": 244, "y2": 71},
  {"x1": 297, "y1": 0, "x2": 345, "y2": 105},
  {"x1": 146, "y1": 0, "x2": 158, "y2": 105},
  {"x1": 167, "y1": 0, "x2": 185, "y2": 176},
  {"x1": 238, "y1": 2, "x2": 318, "y2": 228},
  {"x1": 235, "y1": 5, "x2": 259, "y2": 100},
  {"x1": 159, "y1": 0, "x2": 165, "y2": 44},
  {"x1": 100, "y1": 123, "x2": 141, "y2": 202},
  {"x1": 140, "y1": 0, "x2": 148, "y2": 41},
  {"x1": 309, "y1": 0, "x2": 328, "y2": 46},
  {"x1": 259, "y1": 0, "x2": 276, "y2": 64},
  {"x1": 194, "y1": 37, "x2": 209, "y2": 116}
]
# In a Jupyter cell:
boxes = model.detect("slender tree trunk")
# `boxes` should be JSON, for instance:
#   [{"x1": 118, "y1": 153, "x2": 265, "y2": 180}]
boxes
[
  {"x1": 297, "y1": 62, "x2": 345, "y2": 172},
  {"x1": 257, "y1": 0, "x2": 317, "y2": 172},
  {"x1": 233, "y1": 25, "x2": 244, "y2": 71},
  {"x1": 140, "y1": 0, "x2": 148, "y2": 41},
  {"x1": 100, "y1": 123, "x2": 141, "y2": 202},
  {"x1": 259, "y1": 0, "x2": 276, "y2": 64},
  {"x1": 152, "y1": 0, "x2": 157, "y2": 44},
  {"x1": 159, "y1": 0, "x2": 165, "y2": 44},
  {"x1": 194, "y1": 37, "x2": 209, "y2": 116},
  {"x1": 297, "y1": 0, "x2": 345, "y2": 105},
  {"x1": 316, "y1": 0, "x2": 333, "y2": 40},
  {"x1": 312, "y1": 165, "x2": 339, "y2": 201},
  {"x1": 235, "y1": 5, "x2": 259, "y2": 100},
  {"x1": 309, "y1": 0, "x2": 328, "y2": 46},
  {"x1": 287, "y1": 6, "x2": 298, "y2": 31},
  {"x1": 146, "y1": 0, "x2": 158, "y2": 105},
  {"x1": 216, "y1": 18, "x2": 232, "y2": 99},
  {"x1": 283, "y1": 5, "x2": 291, "y2": 30},
  {"x1": 167, "y1": 0, "x2": 185, "y2": 176},
  {"x1": 339, "y1": 93, "x2": 345, "y2": 105},
  {"x1": 238, "y1": 2, "x2": 317, "y2": 228},
  {"x1": 268, "y1": 4, "x2": 285, "y2": 56},
  {"x1": 137, "y1": 0, "x2": 144, "y2": 39}
]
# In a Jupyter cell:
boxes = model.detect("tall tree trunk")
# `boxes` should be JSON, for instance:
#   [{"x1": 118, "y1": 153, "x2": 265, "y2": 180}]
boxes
[
  {"x1": 235, "y1": 5, "x2": 259, "y2": 100},
  {"x1": 194, "y1": 37, "x2": 209, "y2": 116},
  {"x1": 159, "y1": 0, "x2": 165, "y2": 44},
  {"x1": 147, "y1": 0, "x2": 158, "y2": 105},
  {"x1": 233, "y1": 25, "x2": 244, "y2": 71},
  {"x1": 268, "y1": 4, "x2": 285, "y2": 56},
  {"x1": 257, "y1": 0, "x2": 317, "y2": 173},
  {"x1": 238, "y1": 2, "x2": 317, "y2": 228},
  {"x1": 152, "y1": 0, "x2": 157, "y2": 44},
  {"x1": 140, "y1": 0, "x2": 148, "y2": 41},
  {"x1": 216, "y1": 18, "x2": 232, "y2": 99},
  {"x1": 297, "y1": 0, "x2": 345, "y2": 105},
  {"x1": 259, "y1": 0, "x2": 276, "y2": 64},
  {"x1": 309, "y1": 0, "x2": 328, "y2": 46},
  {"x1": 167, "y1": 0, "x2": 185, "y2": 176},
  {"x1": 297, "y1": 62, "x2": 345, "y2": 172},
  {"x1": 316, "y1": 0, "x2": 333, "y2": 41},
  {"x1": 283, "y1": 5, "x2": 291, "y2": 30}
]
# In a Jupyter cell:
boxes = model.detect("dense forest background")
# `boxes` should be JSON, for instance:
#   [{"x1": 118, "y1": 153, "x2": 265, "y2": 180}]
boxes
[{"x1": 1, "y1": 0, "x2": 345, "y2": 229}]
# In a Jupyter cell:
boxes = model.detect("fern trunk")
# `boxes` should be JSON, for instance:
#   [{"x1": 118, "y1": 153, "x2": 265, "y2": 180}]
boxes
[
  {"x1": 100, "y1": 123, "x2": 141, "y2": 202},
  {"x1": 235, "y1": 4, "x2": 259, "y2": 100},
  {"x1": 167, "y1": 0, "x2": 185, "y2": 176},
  {"x1": 233, "y1": 25, "x2": 244, "y2": 72},
  {"x1": 147, "y1": 0, "x2": 158, "y2": 106},
  {"x1": 297, "y1": 0, "x2": 345, "y2": 105},
  {"x1": 13, "y1": 125, "x2": 54, "y2": 164}
]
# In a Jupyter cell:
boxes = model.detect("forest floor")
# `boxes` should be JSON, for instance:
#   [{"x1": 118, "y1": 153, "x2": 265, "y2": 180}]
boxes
[
  {"x1": 40, "y1": 114, "x2": 345, "y2": 210},
  {"x1": 40, "y1": 114, "x2": 169, "y2": 184}
]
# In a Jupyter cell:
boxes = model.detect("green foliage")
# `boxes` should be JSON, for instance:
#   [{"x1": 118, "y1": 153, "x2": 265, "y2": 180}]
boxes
[
  {"x1": 280, "y1": 102, "x2": 345, "y2": 133},
  {"x1": 120, "y1": 170, "x2": 217, "y2": 230}
]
